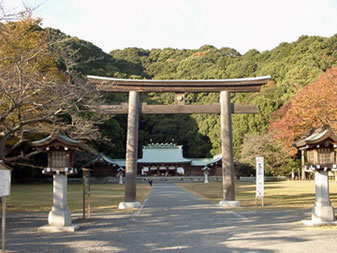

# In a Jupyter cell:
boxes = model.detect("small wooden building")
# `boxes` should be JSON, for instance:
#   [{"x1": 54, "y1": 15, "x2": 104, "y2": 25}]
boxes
[
  {"x1": 294, "y1": 125, "x2": 337, "y2": 177},
  {"x1": 32, "y1": 131, "x2": 86, "y2": 175},
  {"x1": 86, "y1": 154, "x2": 124, "y2": 177},
  {"x1": 294, "y1": 125, "x2": 337, "y2": 224}
]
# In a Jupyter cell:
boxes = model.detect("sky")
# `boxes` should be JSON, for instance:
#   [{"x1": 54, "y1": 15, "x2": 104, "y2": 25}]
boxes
[{"x1": 3, "y1": 0, "x2": 337, "y2": 54}]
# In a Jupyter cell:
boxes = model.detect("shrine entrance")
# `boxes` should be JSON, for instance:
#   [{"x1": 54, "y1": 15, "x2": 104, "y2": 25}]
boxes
[{"x1": 88, "y1": 75, "x2": 270, "y2": 208}]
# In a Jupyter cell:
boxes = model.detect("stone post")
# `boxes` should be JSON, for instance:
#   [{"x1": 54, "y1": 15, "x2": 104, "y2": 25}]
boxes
[
  {"x1": 218, "y1": 91, "x2": 240, "y2": 207},
  {"x1": 48, "y1": 174, "x2": 71, "y2": 226},
  {"x1": 312, "y1": 171, "x2": 335, "y2": 222},
  {"x1": 39, "y1": 174, "x2": 79, "y2": 232},
  {"x1": 204, "y1": 173, "x2": 209, "y2": 184},
  {"x1": 119, "y1": 91, "x2": 141, "y2": 209}
]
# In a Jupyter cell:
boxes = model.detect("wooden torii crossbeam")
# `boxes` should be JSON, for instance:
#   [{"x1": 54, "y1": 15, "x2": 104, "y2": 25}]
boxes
[
  {"x1": 100, "y1": 103, "x2": 258, "y2": 114},
  {"x1": 88, "y1": 75, "x2": 271, "y2": 208}
]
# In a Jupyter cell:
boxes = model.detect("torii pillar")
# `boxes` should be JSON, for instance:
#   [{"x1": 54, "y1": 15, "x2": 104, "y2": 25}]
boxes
[
  {"x1": 118, "y1": 91, "x2": 141, "y2": 209},
  {"x1": 218, "y1": 91, "x2": 240, "y2": 207}
]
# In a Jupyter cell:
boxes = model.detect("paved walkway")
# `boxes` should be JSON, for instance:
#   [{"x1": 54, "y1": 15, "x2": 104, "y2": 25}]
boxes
[{"x1": 3, "y1": 182, "x2": 337, "y2": 252}]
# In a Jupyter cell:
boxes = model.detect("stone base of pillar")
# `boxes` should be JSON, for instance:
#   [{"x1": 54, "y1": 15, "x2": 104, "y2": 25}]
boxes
[
  {"x1": 118, "y1": 201, "x2": 142, "y2": 209},
  {"x1": 48, "y1": 207, "x2": 72, "y2": 227},
  {"x1": 217, "y1": 200, "x2": 240, "y2": 208},
  {"x1": 312, "y1": 205, "x2": 335, "y2": 222},
  {"x1": 302, "y1": 220, "x2": 337, "y2": 227},
  {"x1": 38, "y1": 224, "x2": 80, "y2": 233}
]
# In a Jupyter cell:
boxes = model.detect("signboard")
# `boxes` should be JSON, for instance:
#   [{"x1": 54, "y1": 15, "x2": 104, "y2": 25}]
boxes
[
  {"x1": 0, "y1": 163, "x2": 11, "y2": 253},
  {"x1": 256, "y1": 156, "x2": 264, "y2": 198},
  {"x1": 0, "y1": 170, "x2": 11, "y2": 197}
]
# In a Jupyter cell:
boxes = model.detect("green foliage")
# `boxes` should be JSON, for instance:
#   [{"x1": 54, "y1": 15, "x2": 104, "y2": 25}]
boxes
[
  {"x1": 139, "y1": 114, "x2": 212, "y2": 158},
  {"x1": 47, "y1": 29, "x2": 337, "y2": 168},
  {"x1": 92, "y1": 117, "x2": 126, "y2": 158}
]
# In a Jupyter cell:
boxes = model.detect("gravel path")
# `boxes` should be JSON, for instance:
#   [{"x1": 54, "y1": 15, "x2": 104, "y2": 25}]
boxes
[{"x1": 3, "y1": 182, "x2": 337, "y2": 252}]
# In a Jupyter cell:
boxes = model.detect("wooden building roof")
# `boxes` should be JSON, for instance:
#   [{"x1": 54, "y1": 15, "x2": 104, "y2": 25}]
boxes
[
  {"x1": 90, "y1": 145, "x2": 223, "y2": 168},
  {"x1": 138, "y1": 143, "x2": 192, "y2": 164},
  {"x1": 190, "y1": 154, "x2": 222, "y2": 166},
  {"x1": 293, "y1": 126, "x2": 337, "y2": 150},
  {"x1": 88, "y1": 154, "x2": 126, "y2": 167},
  {"x1": 32, "y1": 131, "x2": 86, "y2": 151}
]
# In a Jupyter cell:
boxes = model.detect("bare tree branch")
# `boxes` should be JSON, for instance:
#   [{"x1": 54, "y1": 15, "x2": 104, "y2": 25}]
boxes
[{"x1": 0, "y1": 15, "x2": 104, "y2": 165}]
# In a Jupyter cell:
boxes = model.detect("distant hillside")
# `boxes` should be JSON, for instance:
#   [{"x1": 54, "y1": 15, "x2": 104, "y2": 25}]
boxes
[{"x1": 49, "y1": 28, "x2": 337, "y2": 158}]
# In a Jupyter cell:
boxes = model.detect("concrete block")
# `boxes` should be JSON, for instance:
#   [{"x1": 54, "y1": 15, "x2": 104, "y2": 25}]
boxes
[
  {"x1": 217, "y1": 200, "x2": 240, "y2": 208},
  {"x1": 48, "y1": 207, "x2": 72, "y2": 227},
  {"x1": 312, "y1": 205, "x2": 335, "y2": 222},
  {"x1": 38, "y1": 224, "x2": 80, "y2": 233},
  {"x1": 118, "y1": 201, "x2": 142, "y2": 209}
]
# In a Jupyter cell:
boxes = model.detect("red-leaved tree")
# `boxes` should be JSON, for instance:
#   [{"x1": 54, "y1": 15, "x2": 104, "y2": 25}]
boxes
[{"x1": 269, "y1": 66, "x2": 337, "y2": 155}]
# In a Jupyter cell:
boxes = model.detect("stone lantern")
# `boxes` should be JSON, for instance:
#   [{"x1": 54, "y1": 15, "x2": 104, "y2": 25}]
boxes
[
  {"x1": 294, "y1": 125, "x2": 337, "y2": 226},
  {"x1": 117, "y1": 167, "x2": 125, "y2": 184},
  {"x1": 32, "y1": 131, "x2": 85, "y2": 232},
  {"x1": 202, "y1": 166, "x2": 211, "y2": 183}
]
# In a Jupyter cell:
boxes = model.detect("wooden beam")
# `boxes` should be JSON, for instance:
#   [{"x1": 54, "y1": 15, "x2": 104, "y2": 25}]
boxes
[
  {"x1": 100, "y1": 103, "x2": 129, "y2": 114},
  {"x1": 301, "y1": 150, "x2": 306, "y2": 180},
  {"x1": 96, "y1": 85, "x2": 262, "y2": 93},
  {"x1": 88, "y1": 75, "x2": 271, "y2": 93},
  {"x1": 2, "y1": 197, "x2": 6, "y2": 253},
  {"x1": 100, "y1": 103, "x2": 258, "y2": 114}
]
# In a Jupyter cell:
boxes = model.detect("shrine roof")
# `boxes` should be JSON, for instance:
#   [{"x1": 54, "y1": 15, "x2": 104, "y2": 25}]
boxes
[
  {"x1": 89, "y1": 152, "x2": 223, "y2": 168},
  {"x1": 190, "y1": 154, "x2": 222, "y2": 166},
  {"x1": 32, "y1": 131, "x2": 86, "y2": 150},
  {"x1": 138, "y1": 143, "x2": 191, "y2": 164},
  {"x1": 293, "y1": 126, "x2": 337, "y2": 148},
  {"x1": 90, "y1": 154, "x2": 126, "y2": 167}
]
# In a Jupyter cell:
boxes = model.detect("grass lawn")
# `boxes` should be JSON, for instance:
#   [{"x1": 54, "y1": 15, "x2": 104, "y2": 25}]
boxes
[
  {"x1": 177, "y1": 180, "x2": 337, "y2": 209},
  {"x1": 6, "y1": 180, "x2": 337, "y2": 212},
  {"x1": 5, "y1": 183, "x2": 152, "y2": 213}
]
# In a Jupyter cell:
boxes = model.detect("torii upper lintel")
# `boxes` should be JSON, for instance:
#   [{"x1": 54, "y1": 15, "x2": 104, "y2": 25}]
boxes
[{"x1": 87, "y1": 75, "x2": 271, "y2": 93}]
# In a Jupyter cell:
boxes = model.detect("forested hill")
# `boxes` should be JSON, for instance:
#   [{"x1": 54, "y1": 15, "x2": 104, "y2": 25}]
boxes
[{"x1": 54, "y1": 28, "x2": 337, "y2": 161}]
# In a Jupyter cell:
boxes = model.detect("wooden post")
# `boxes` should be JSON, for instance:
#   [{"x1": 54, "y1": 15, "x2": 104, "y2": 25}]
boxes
[
  {"x1": 301, "y1": 150, "x2": 306, "y2": 180},
  {"x1": 82, "y1": 172, "x2": 86, "y2": 220},
  {"x1": 220, "y1": 91, "x2": 235, "y2": 201},
  {"x1": 82, "y1": 169, "x2": 91, "y2": 218},
  {"x1": 2, "y1": 197, "x2": 6, "y2": 253},
  {"x1": 87, "y1": 183, "x2": 91, "y2": 219},
  {"x1": 125, "y1": 91, "x2": 139, "y2": 202}
]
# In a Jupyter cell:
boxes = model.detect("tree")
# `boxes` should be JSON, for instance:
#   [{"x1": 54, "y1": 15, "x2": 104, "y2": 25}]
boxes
[
  {"x1": 269, "y1": 66, "x2": 337, "y2": 156},
  {"x1": 0, "y1": 1, "x2": 31, "y2": 22},
  {"x1": 0, "y1": 14, "x2": 102, "y2": 166},
  {"x1": 239, "y1": 132, "x2": 296, "y2": 176}
]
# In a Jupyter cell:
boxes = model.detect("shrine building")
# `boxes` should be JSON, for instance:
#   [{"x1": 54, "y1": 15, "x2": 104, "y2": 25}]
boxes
[{"x1": 88, "y1": 143, "x2": 222, "y2": 177}]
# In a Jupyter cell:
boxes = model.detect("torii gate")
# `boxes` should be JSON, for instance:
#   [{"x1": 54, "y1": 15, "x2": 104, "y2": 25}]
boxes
[{"x1": 88, "y1": 75, "x2": 271, "y2": 209}]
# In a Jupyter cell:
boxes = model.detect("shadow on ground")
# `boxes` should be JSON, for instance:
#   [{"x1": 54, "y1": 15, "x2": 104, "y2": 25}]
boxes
[{"x1": 3, "y1": 182, "x2": 337, "y2": 253}]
